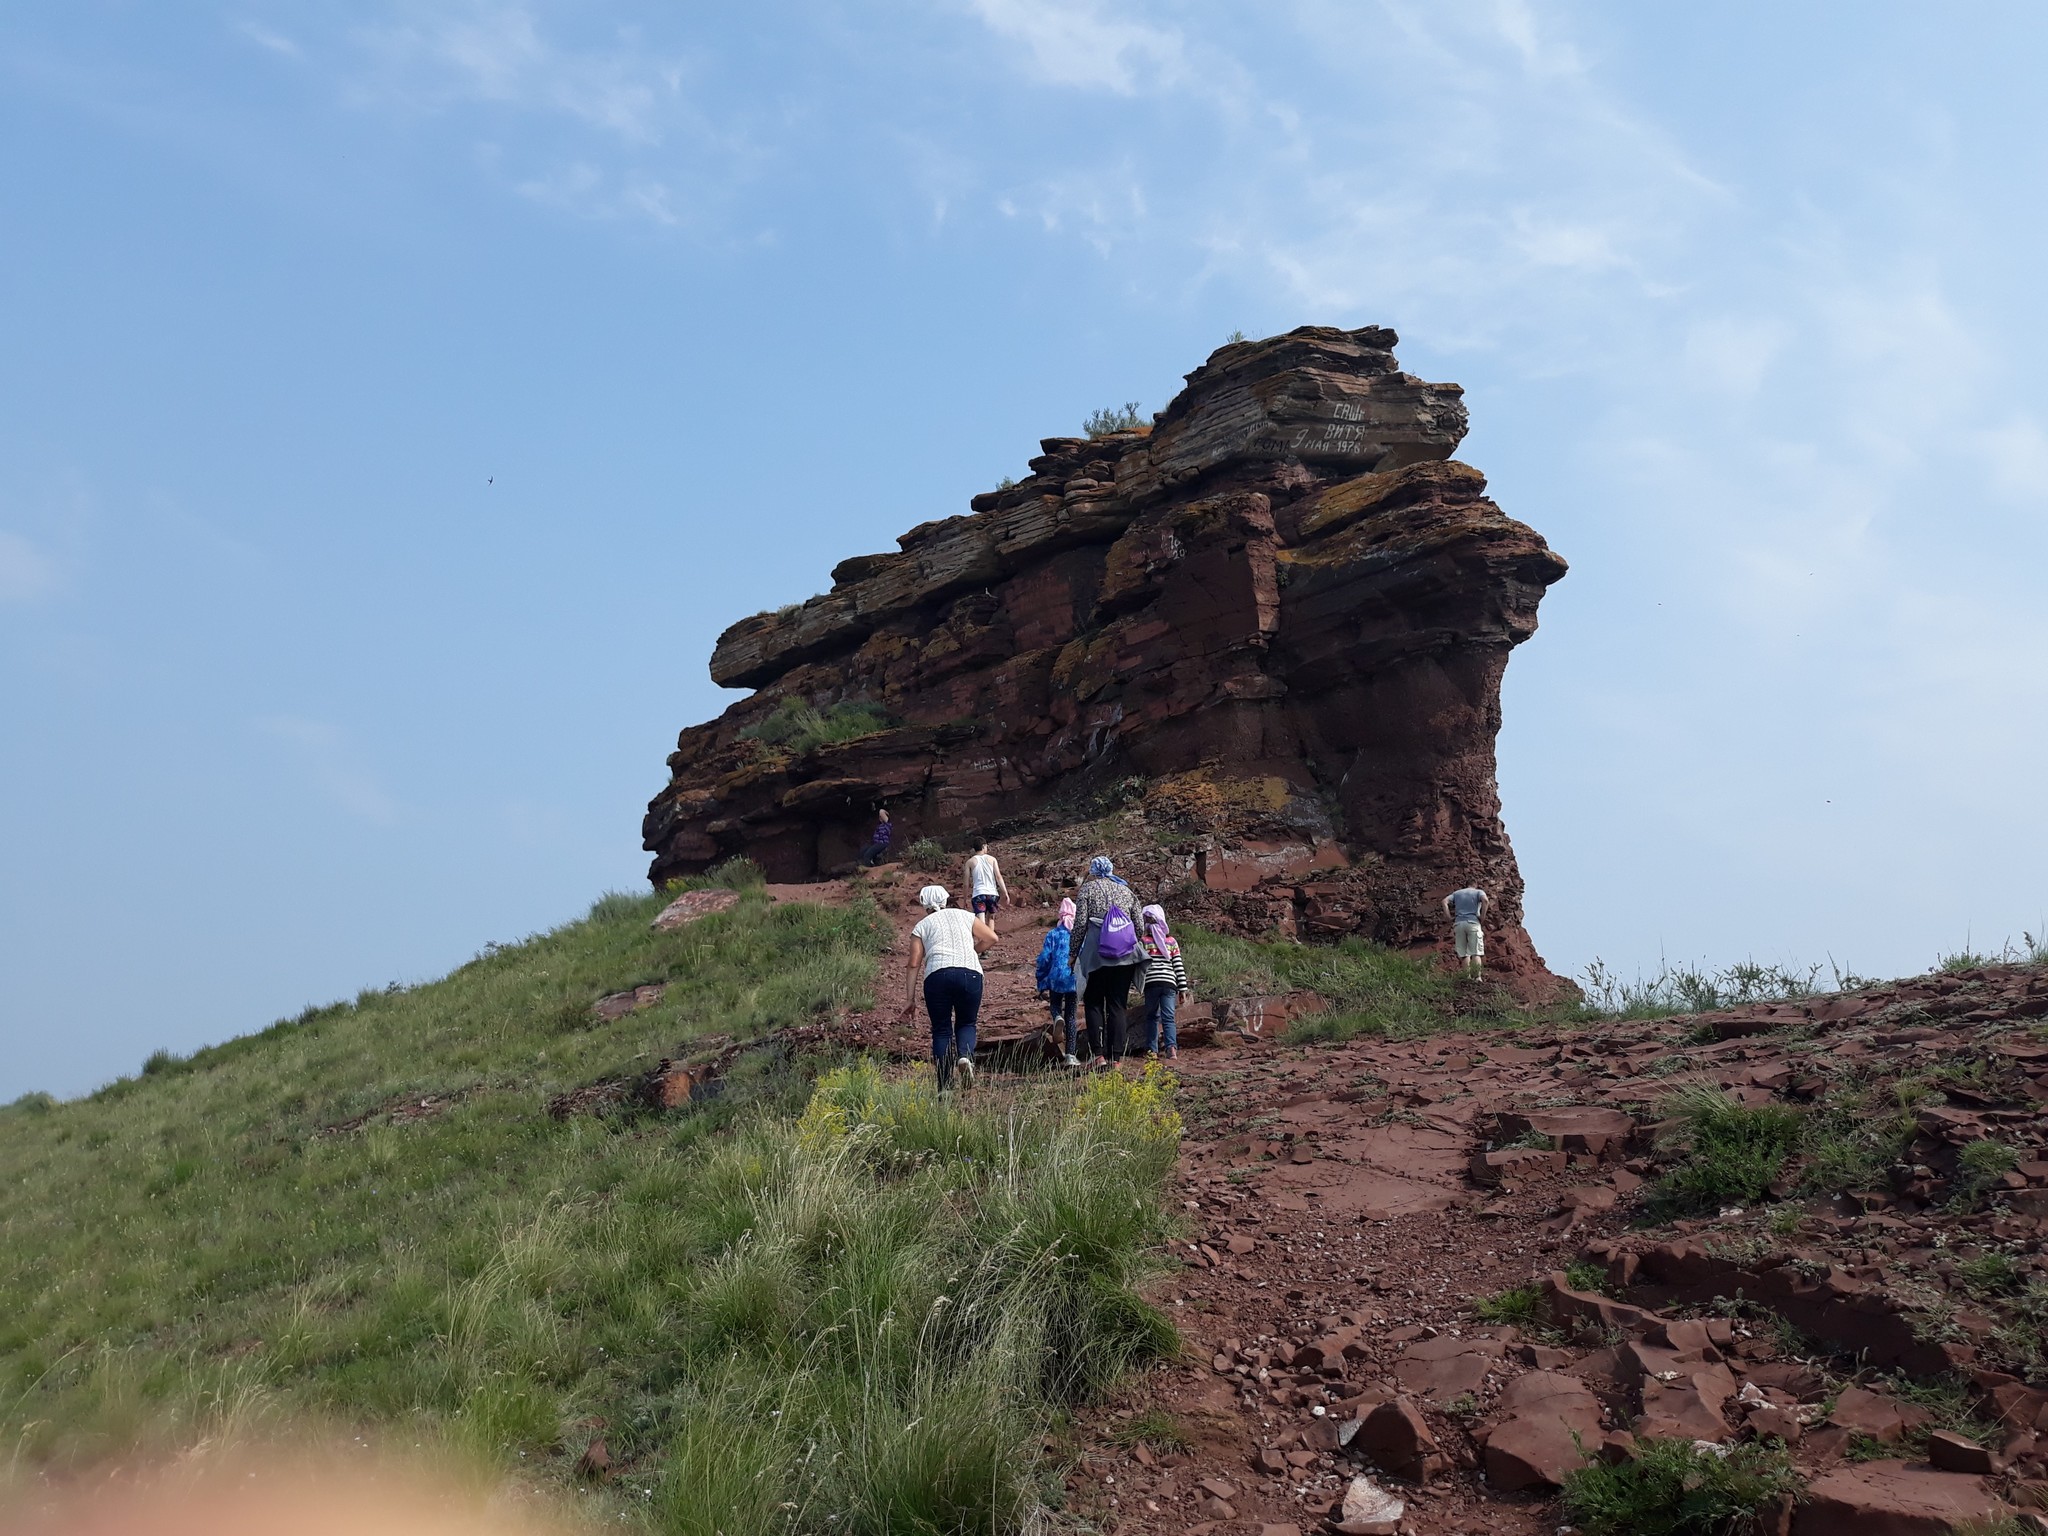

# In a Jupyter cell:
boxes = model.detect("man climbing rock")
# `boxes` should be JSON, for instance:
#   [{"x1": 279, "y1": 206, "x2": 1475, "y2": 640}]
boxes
[{"x1": 1442, "y1": 884, "x2": 1488, "y2": 976}]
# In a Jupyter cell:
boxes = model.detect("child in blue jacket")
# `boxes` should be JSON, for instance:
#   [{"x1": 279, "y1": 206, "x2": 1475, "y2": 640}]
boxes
[{"x1": 1035, "y1": 898, "x2": 1080, "y2": 1066}]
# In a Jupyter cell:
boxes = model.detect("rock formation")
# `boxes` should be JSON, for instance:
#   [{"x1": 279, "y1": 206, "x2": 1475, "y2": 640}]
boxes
[{"x1": 643, "y1": 325, "x2": 1568, "y2": 991}]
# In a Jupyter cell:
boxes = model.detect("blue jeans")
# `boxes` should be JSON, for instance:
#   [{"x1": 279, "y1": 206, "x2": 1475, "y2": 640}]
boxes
[
  {"x1": 1142, "y1": 982, "x2": 1178, "y2": 1054},
  {"x1": 924, "y1": 967, "x2": 983, "y2": 1079},
  {"x1": 1046, "y1": 990, "x2": 1077, "y2": 1055}
]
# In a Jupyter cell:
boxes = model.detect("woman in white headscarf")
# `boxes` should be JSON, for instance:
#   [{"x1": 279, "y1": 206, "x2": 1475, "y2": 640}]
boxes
[{"x1": 902, "y1": 885, "x2": 999, "y2": 1089}]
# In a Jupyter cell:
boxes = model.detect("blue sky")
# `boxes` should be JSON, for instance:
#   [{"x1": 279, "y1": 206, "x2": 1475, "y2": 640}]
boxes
[{"x1": 5, "y1": 2, "x2": 2046, "y2": 1099}]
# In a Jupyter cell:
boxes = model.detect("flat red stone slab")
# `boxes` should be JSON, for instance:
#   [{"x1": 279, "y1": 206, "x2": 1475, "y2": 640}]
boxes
[{"x1": 651, "y1": 888, "x2": 742, "y2": 931}]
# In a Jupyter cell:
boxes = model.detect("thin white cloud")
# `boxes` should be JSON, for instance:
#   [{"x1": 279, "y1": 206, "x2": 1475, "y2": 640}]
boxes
[
  {"x1": 1682, "y1": 316, "x2": 1786, "y2": 400},
  {"x1": 258, "y1": 716, "x2": 399, "y2": 826},
  {"x1": 351, "y1": 2, "x2": 685, "y2": 145},
  {"x1": 958, "y1": 2, "x2": 1726, "y2": 365},
  {"x1": 510, "y1": 159, "x2": 679, "y2": 225},
  {"x1": 964, "y1": 0, "x2": 1186, "y2": 95},
  {"x1": 237, "y1": 20, "x2": 303, "y2": 59},
  {"x1": 997, "y1": 162, "x2": 1149, "y2": 251},
  {"x1": 1979, "y1": 417, "x2": 2048, "y2": 502},
  {"x1": 1508, "y1": 210, "x2": 1630, "y2": 273},
  {"x1": 0, "y1": 531, "x2": 60, "y2": 603},
  {"x1": 301, "y1": 3, "x2": 767, "y2": 231}
]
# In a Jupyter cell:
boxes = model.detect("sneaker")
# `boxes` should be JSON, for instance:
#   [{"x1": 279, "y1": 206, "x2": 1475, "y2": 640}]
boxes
[
  {"x1": 1163, "y1": 1048, "x2": 1178, "y2": 1060},
  {"x1": 1092, "y1": 1057, "x2": 1110, "y2": 1069},
  {"x1": 1064, "y1": 1053, "x2": 1082, "y2": 1067},
  {"x1": 956, "y1": 1056, "x2": 976, "y2": 1089}
]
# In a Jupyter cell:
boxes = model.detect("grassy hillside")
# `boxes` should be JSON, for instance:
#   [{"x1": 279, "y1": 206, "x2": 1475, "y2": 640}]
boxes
[{"x1": 0, "y1": 879, "x2": 1181, "y2": 1534}]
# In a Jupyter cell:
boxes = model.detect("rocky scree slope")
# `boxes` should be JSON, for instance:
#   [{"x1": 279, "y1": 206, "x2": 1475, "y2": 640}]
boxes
[
  {"x1": 1067, "y1": 958, "x2": 2048, "y2": 1535},
  {"x1": 643, "y1": 325, "x2": 1568, "y2": 997}
]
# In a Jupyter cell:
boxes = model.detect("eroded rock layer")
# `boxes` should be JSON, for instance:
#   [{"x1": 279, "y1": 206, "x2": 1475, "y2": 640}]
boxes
[{"x1": 643, "y1": 325, "x2": 1568, "y2": 991}]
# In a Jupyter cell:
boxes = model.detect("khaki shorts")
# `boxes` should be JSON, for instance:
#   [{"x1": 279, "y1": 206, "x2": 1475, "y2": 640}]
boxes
[{"x1": 1454, "y1": 921, "x2": 1484, "y2": 959}]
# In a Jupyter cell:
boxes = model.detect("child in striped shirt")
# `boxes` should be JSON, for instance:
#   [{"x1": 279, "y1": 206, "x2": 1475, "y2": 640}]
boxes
[{"x1": 1136, "y1": 903, "x2": 1189, "y2": 1059}]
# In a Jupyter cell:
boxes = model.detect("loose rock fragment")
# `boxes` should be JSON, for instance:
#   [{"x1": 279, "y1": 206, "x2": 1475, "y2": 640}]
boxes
[
  {"x1": 1794, "y1": 1460, "x2": 2010, "y2": 1534},
  {"x1": 1332, "y1": 1474, "x2": 1405, "y2": 1536},
  {"x1": 1349, "y1": 1397, "x2": 1441, "y2": 1481}
]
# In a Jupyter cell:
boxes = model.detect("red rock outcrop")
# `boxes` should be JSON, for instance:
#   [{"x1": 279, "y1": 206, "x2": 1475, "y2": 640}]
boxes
[{"x1": 643, "y1": 325, "x2": 1568, "y2": 991}]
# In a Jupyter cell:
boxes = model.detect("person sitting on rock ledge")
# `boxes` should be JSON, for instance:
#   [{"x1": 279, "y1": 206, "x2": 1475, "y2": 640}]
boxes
[
  {"x1": 1442, "y1": 883, "x2": 1488, "y2": 976},
  {"x1": 858, "y1": 807, "x2": 892, "y2": 867},
  {"x1": 903, "y1": 884, "x2": 998, "y2": 1091}
]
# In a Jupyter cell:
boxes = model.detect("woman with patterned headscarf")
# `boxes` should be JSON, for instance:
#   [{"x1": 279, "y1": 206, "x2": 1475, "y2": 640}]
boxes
[
  {"x1": 1071, "y1": 855, "x2": 1141, "y2": 1067},
  {"x1": 902, "y1": 884, "x2": 999, "y2": 1090}
]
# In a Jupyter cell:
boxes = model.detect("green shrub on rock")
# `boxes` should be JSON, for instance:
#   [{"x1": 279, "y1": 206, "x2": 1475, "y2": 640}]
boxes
[
  {"x1": 740, "y1": 697, "x2": 894, "y2": 756},
  {"x1": 1652, "y1": 1086, "x2": 1802, "y2": 1215},
  {"x1": 1561, "y1": 1437, "x2": 1798, "y2": 1536}
]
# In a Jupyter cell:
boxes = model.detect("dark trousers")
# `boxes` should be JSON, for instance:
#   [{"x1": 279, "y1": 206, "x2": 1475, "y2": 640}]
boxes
[
  {"x1": 1081, "y1": 965, "x2": 1138, "y2": 1060},
  {"x1": 860, "y1": 840, "x2": 890, "y2": 867},
  {"x1": 924, "y1": 967, "x2": 983, "y2": 1083},
  {"x1": 1046, "y1": 989, "x2": 1077, "y2": 1055}
]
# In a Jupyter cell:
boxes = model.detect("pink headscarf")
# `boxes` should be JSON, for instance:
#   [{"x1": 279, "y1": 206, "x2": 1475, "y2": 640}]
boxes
[
  {"x1": 1141, "y1": 903, "x2": 1170, "y2": 948},
  {"x1": 1057, "y1": 898, "x2": 1077, "y2": 930}
]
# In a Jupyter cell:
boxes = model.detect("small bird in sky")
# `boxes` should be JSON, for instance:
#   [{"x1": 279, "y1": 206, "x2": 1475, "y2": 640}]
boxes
[{"x1": 487, "y1": 476, "x2": 494, "y2": 485}]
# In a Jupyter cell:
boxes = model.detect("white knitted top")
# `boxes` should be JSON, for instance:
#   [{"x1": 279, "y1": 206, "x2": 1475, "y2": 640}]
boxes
[{"x1": 911, "y1": 908, "x2": 983, "y2": 978}]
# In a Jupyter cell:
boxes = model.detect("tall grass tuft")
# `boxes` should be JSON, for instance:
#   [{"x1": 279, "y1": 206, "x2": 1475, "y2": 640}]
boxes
[
  {"x1": 1177, "y1": 931, "x2": 1452, "y2": 1042},
  {"x1": 638, "y1": 1059, "x2": 1181, "y2": 1533},
  {"x1": 1578, "y1": 957, "x2": 1833, "y2": 1018},
  {"x1": 740, "y1": 697, "x2": 895, "y2": 757},
  {"x1": 1652, "y1": 1086, "x2": 1803, "y2": 1215},
  {"x1": 1562, "y1": 1437, "x2": 1797, "y2": 1536},
  {"x1": 1083, "y1": 402, "x2": 1147, "y2": 437}
]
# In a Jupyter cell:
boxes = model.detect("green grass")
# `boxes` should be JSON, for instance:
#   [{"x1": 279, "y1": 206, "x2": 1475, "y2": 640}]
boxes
[
  {"x1": 1577, "y1": 957, "x2": 1831, "y2": 1019},
  {"x1": 0, "y1": 884, "x2": 1184, "y2": 1536},
  {"x1": 1564, "y1": 1259, "x2": 1611, "y2": 1295},
  {"x1": 1560, "y1": 1437, "x2": 1797, "y2": 1536},
  {"x1": 1083, "y1": 402, "x2": 1146, "y2": 436},
  {"x1": 1955, "y1": 1138, "x2": 2022, "y2": 1209},
  {"x1": 1473, "y1": 1285, "x2": 1549, "y2": 1327},
  {"x1": 1939, "y1": 949, "x2": 1995, "y2": 974},
  {"x1": 1110, "y1": 1407, "x2": 1191, "y2": 1454},
  {"x1": 1175, "y1": 930, "x2": 1461, "y2": 1042},
  {"x1": 1957, "y1": 1251, "x2": 2025, "y2": 1298},
  {"x1": 1798, "y1": 1076, "x2": 1918, "y2": 1196},
  {"x1": 1885, "y1": 1372, "x2": 2002, "y2": 1447},
  {"x1": 1652, "y1": 1087, "x2": 1803, "y2": 1215},
  {"x1": 739, "y1": 697, "x2": 895, "y2": 757}
]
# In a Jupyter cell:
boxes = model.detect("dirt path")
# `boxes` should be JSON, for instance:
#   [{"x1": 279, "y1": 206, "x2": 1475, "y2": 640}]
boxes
[
  {"x1": 778, "y1": 867, "x2": 1069, "y2": 1063},
  {"x1": 1065, "y1": 1034, "x2": 1604, "y2": 1536}
]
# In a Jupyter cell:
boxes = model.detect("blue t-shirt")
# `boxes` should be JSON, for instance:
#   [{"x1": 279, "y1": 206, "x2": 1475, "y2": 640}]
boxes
[{"x1": 1449, "y1": 888, "x2": 1485, "y2": 924}]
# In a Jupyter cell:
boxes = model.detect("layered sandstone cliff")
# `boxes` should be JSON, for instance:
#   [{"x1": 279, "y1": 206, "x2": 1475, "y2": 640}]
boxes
[{"x1": 644, "y1": 325, "x2": 1568, "y2": 990}]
